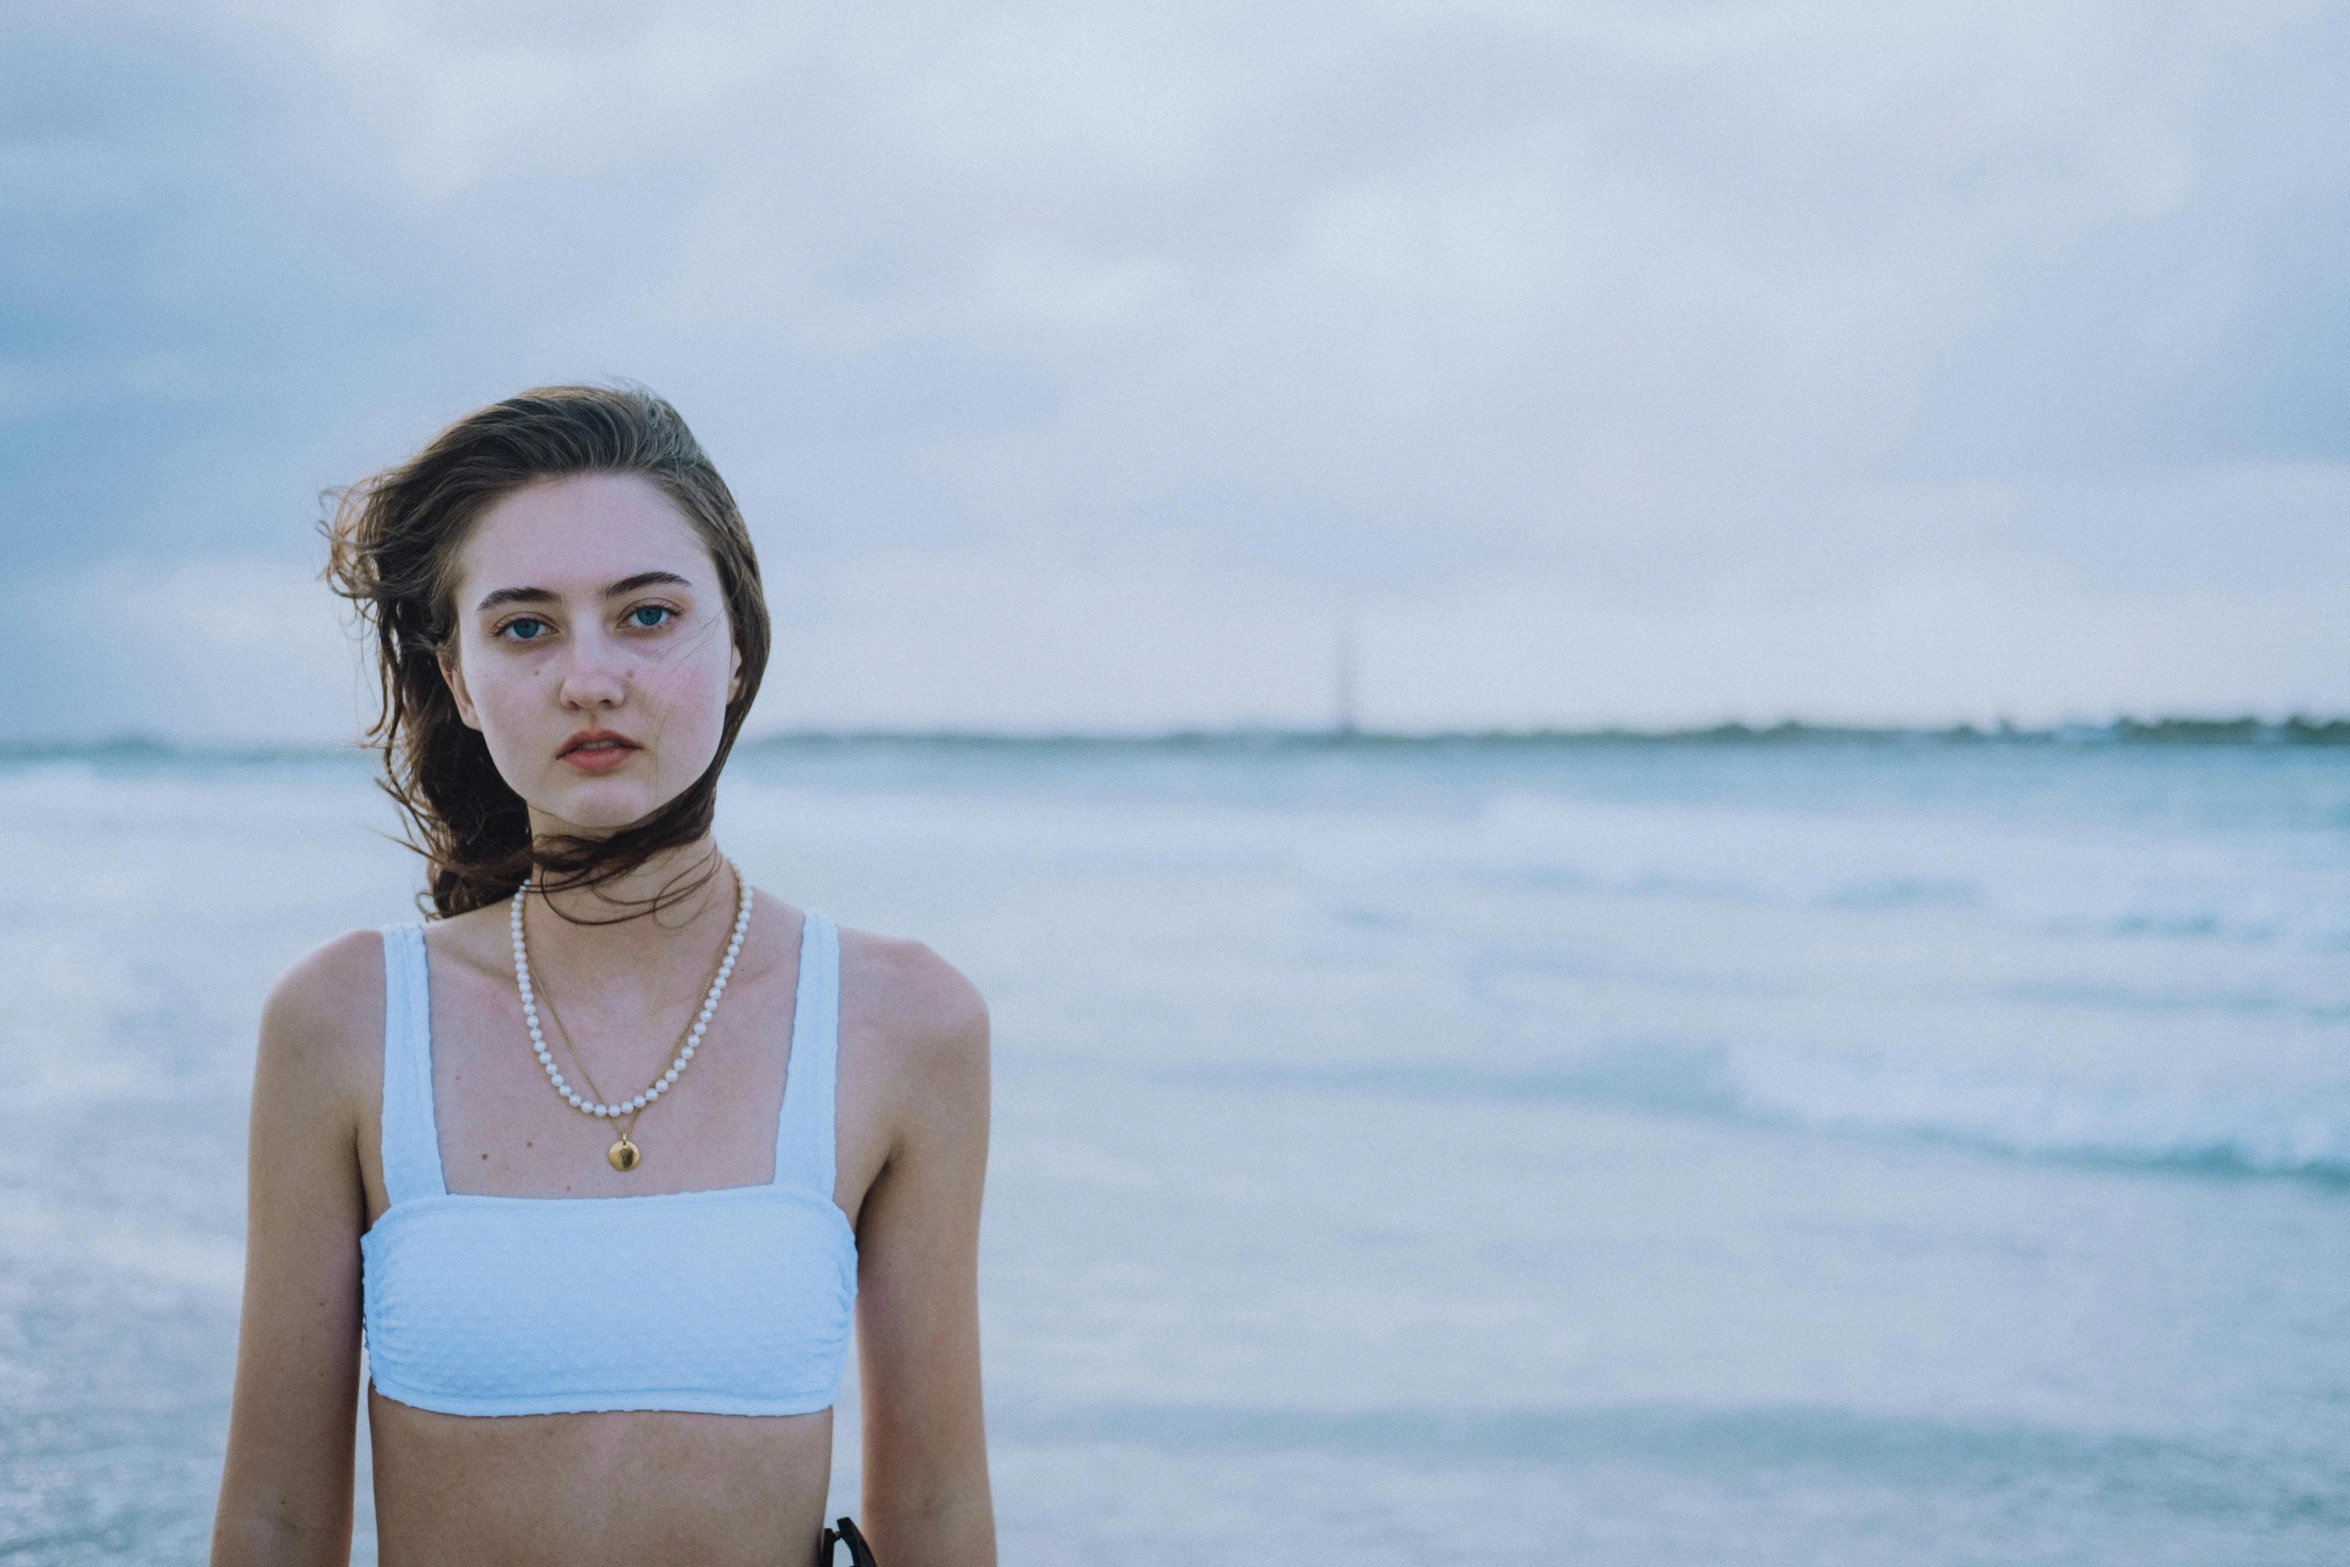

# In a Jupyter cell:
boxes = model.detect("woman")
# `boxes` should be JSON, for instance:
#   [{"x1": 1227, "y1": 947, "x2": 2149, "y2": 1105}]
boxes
[{"x1": 210, "y1": 386, "x2": 994, "y2": 1566}]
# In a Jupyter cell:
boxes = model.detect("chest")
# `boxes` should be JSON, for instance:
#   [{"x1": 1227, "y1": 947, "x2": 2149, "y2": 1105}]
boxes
[{"x1": 435, "y1": 957, "x2": 800, "y2": 1202}]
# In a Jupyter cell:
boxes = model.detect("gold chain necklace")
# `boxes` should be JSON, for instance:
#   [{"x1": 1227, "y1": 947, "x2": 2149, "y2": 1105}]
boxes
[
  {"x1": 531, "y1": 988, "x2": 643, "y2": 1153},
  {"x1": 508, "y1": 861, "x2": 753, "y2": 1171}
]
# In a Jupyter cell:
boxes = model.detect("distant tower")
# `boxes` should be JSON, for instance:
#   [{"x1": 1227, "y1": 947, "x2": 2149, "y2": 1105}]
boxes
[{"x1": 1333, "y1": 612, "x2": 1360, "y2": 736}]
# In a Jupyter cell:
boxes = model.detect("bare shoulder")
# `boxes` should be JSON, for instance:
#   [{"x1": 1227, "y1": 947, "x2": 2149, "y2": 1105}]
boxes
[
  {"x1": 839, "y1": 926, "x2": 990, "y2": 1077},
  {"x1": 836, "y1": 924, "x2": 989, "y2": 1192},
  {"x1": 420, "y1": 898, "x2": 515, "y2": 980},
  {"x1": 257, "y1": 928, "x2": 386, "y2": 1097}
]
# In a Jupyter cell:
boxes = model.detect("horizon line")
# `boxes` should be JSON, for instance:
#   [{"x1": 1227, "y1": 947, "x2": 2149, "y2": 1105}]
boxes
[{"x1": 5, "y1": 713, "x2": 2348, "y2": 762}]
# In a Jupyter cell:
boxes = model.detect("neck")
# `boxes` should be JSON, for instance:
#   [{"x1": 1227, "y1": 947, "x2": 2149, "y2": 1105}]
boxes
[{"x1": 520, "y1": 828, "x2": 735, "y2": 971}]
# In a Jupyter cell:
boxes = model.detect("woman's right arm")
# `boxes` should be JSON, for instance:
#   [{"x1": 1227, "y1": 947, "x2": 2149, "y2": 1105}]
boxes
[{"x1": 210, "y1": 934, "x2": 379, "y2": 1567}]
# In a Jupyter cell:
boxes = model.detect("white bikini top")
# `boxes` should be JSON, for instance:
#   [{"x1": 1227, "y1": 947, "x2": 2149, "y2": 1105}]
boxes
[{"x1": 359, "y1": 911, "x2": 857, "y2": 1417}]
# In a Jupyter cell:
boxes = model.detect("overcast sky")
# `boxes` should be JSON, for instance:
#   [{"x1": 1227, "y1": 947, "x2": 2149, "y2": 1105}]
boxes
[{"x1": 4, "y1": 0, "x2": 2347, "y2": 741}]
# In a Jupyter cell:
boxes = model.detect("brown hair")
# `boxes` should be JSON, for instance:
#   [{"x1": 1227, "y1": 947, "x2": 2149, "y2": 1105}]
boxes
[{"x1": 326, "y1": 384, "x2": 770, "y2": 919}]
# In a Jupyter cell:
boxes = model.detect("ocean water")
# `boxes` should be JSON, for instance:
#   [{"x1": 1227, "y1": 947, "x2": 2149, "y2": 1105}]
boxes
[{"x1": 1, "y1": 737, "x2": 2346, "y2": 1564}]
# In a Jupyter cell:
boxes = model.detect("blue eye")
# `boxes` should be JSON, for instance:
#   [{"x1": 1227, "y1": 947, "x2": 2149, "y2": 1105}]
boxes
[
  {"x1": 500, "y1": 617, "x2": 549, "y2": 642},
  {"x1": 627, "y1": 605, "x2": 674, "y2": 629}
]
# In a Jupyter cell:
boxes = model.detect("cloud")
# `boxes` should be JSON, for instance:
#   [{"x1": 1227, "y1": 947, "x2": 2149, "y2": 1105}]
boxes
[
  {"x1": 3, "y1": 556, "x2": 367, "y2": 745},
  {"x1": 3, "y1": 0, "x2": 2346, "y2": 734}
]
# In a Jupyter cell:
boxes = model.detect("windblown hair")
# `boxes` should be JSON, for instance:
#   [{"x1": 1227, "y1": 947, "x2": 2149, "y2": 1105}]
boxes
[{"x1": 325, "y1": 385, "x2": 770, "y2": 919}]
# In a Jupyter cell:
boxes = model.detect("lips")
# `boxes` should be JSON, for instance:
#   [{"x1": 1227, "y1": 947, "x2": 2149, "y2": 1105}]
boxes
[{"x1": 558, "y1": 729, "x2": 641, "y2": 772}]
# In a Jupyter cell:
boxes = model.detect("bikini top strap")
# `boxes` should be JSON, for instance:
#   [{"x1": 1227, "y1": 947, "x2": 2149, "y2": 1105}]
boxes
[
  {"x1": 378, "y1": 925, "x2": 447, "y2": 1205},
  {"x1": 772, "y1": 909, "x2": 840, "y2": 1199}
]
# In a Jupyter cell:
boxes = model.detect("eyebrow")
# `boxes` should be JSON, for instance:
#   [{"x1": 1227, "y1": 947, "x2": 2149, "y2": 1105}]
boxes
[{"x1": 475, "y1": 571, "x2": 694, "y2": 613}]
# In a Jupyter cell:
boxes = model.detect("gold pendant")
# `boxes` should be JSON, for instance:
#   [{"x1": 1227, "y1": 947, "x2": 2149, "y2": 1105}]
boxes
[{"x1": 608, "y1": 1136, "x2": 641, "y2": 1172}]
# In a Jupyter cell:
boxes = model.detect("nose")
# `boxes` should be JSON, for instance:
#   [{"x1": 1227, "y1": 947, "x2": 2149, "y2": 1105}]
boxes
[{"x1": 557, "y1": 624, "x2": 627, "y2": 711}]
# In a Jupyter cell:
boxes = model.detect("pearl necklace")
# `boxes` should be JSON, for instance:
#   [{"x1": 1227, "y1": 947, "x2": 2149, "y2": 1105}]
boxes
[{"x1": 509, "y1": 859, "x2": 753, "y2": 1172}]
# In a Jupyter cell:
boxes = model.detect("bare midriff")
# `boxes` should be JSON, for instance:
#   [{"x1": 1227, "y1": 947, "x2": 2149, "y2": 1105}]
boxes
[{"x1": 367, "y1": 1389, "x2": 833, "y2": 1566}]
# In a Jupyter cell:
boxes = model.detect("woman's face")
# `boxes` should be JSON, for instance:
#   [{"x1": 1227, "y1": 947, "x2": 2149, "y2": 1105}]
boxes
[{"x1": 442, "y1": 473, "x2": 741, "y2": 838}]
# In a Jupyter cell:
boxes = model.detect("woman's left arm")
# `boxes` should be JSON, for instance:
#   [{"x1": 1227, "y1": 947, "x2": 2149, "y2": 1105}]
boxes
[{"x1": 849, "y1": 940, "x2": 996, "y2": 1566}]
